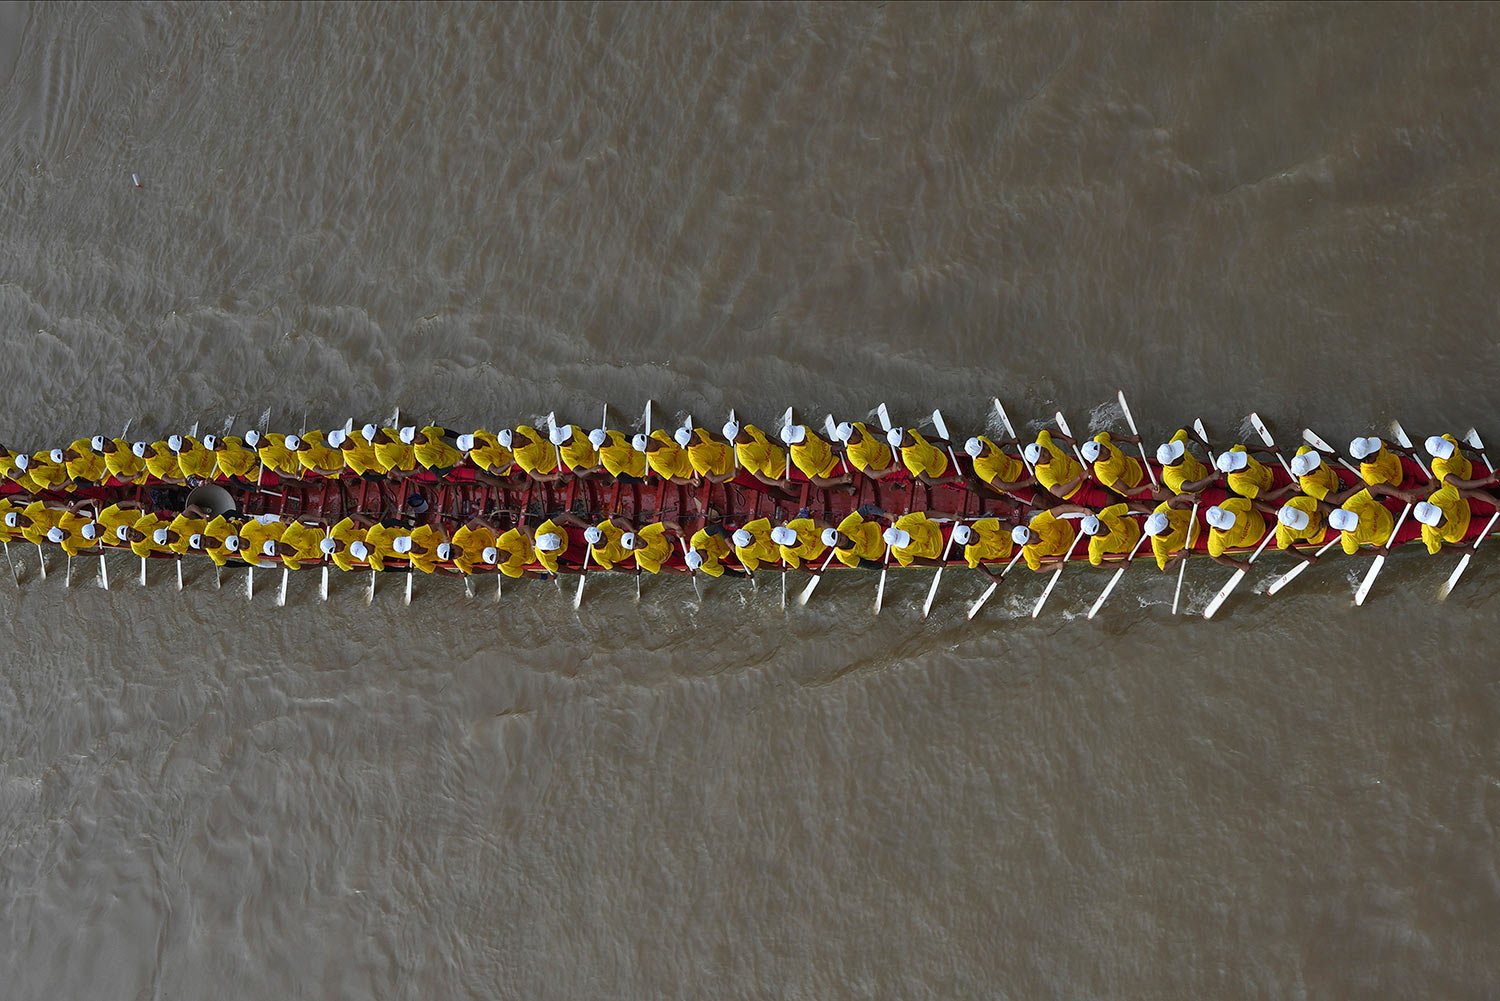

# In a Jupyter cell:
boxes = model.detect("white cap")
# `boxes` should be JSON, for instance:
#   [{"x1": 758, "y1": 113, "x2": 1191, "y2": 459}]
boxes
[
  {"x1": 1278, "y1": 506, "x2": 1310, "y2": 531},
  {"x1": 436, "y1": 542, "x2": 453, "y2": 560},
  {"x1": 886, "y1": 427, "x2": 905, "y2": 449},
  {"x1": 1081, "y1": 515, "x2": 1103, "y2": 536},
  {"x1": 1216, "y1": 450, "x2": 1249, "y2": 473},
  {"x1": 481, "y1": 546, "x2": 500, "y2": 564},
  {"x1": 535, "y1": 533, "x2": 563, "y2": 552},
  {"x1": 81, "y1": 522, "x2": 99, "y2": 541},
  {"x1": 48, "y1": 448, "x2": 64, "y2": 463},
  {"x1": 964, "y1": 437, "x2": 984, "y2": 459},
  {"x1": 13, "y1": 453, "x2": 28, "y2": 470},
  {"x1": 319, "y1": 537, "x2": 337, "y2": 555},
  {"x1": 547, "y1": 424, "x2": 570, "y2": 446},
  {"x1": 951, "y1": 524, "x2": 973, "y2": 545},
  {"x1": 152, "y1": 527, "x2": 170, "y2": 545},
  {"x1": 584, "y1": 526, "x2": 604, "y2": 545},
  {"x1": 349, "y1": 540, "x2": 368, "y2": 559},
  {"x1": 883, "y1": 526, "x2": 912, "y2": 548},
  {"x1": 587, "y1": 429, "x2": 608, "y2": 450},
  {"x1": 361, "y1": 423, "x2": 378, "y2": 443},
  {"x1": 497, "y1": 429, "x2": 514, "y2": 448},
  {"x1": 45, "y1": 527, "x2": 64, "y2": 544},
  {"x1": 770, "y1": 526, "x2": 798, "y2": 546},
  {"x1": 1290, "y1": 451, "x2": 1321, "y2": 477},
  {"x1": 113, "y1": 523, "x2": 128, "y2": 540},
  {"x1": 732, "y1": 528, "x2": 754, "y2": 548},
  {"x1": 1080, "y1": 440, "x2": 1102, "y2": 463},
  {"x1": 260, "y1": 539, "x2": 277, "y2": 556},
  {"x1": 673, "y1": 427, "x2": 692, "y2": 448},
  {"x1": 1413, "y1": 501, "x2": 1443, "y2": 527},
  {"x1": 722, "y1": 420, "x2": 740, "y2": 441},
  {"x1": 780, "y1": 424, "x2": 807, "y2": 445},
  {"x1": 821, "y1": 528, "x2": 841, "y2": 547},
  {"x1": 284, "y1": 434, "x2": 302, "y2": 451},
  {"x1": 392, "y1": 535, "x2": 413, "y2": 554},
  {"x1": 1143, "y1": 512, "x2": 1170, "y2": 536},
  {"x1": 225, "y1": 535, "x2": 241, "y2": 552},
  {"x1": 633, "y1": 433, "x2": 650, "y2": 452},
  {"x1": 167, "y1": 435, "x2": 183, "y2": 452},
  {"x1": 1329, "y1": 509, "x2": 1359, "y2": 532},
  {"x1": 835, "y1": 422, "x2": 854, "y2": 443},
  {"x1": 620, "y1": 532, "x2": 638, "y2": 550},
  {"x1": 1349, "y1": 436, "x2": 1381, "y2": 460},
  {"x1": 685, "y1": 550, "x2": 704, "y2": 570},
  {"x1": 187, "y1": 532, "x2": 203, "y2": 549},
  {"x1": 328, "y1": 429, "x2": 348, "y2": 448},
  {"x1": 1011, "y1": 525, "x2": 1032, "y2": 545},
  {"x1": 455, "y1": 433, "x2": 474, "y2": 451},
  {"x1": 1025, "y1": 442, "x2": 1048, "y2": 465},
  {"x1": 1425, "y1": 435, "x2": 1455, "y2": 460},
  {"x1": 243, "y1": 430, "x2": 260, "y2": 447},
  {"x1": 202, "y1": 434, "x2": 217, "y2": 450},
  {"x1": 395, "y1": 426, "x2": 413, "y2": 445},
  {"x1": 1156, "y1": 439, "x2": 1185, "y2": 464},
  {"x1": 2, "y1": 512, "x2": 16, "y2": 528},
  {"x1": 1205, "y1": 506, "x2": 1236, "y2": 531},
  {"x1": 90, "y1": 435, "x2": 105, "y2": 451}
]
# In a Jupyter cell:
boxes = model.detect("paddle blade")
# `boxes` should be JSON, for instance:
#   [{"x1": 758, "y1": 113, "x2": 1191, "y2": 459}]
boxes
[
  {"x1": 321, "y1": 565, "x2": 330, "y2": 601},
  {"x1": 1353, "y1": 554, "x2": 1386, "y2": 606},
  {"x1": 176, "y1": 559, "x2": 183, "y2": 592},
  {"x1": 1087, "y1": 567, "x2": 1127, "y2": 620},
  {"x1": 1054, "y1": 411, "x2": 1073, "y2": 439},
  {"x1": 1265, "y1": 560, "x2": 1311, "y2": 596},
  {"x1": 931, "y1": 409, "x2": 950, "y2": 442},
  {"x1": 1438, "y1": 553, "x2": 1471, "y2": 601},
  {"x1": 246, "y1": 566, "x2": 254, "y2": 600},
  {"x1": 404, "y1": 572, "x2": 413, "y2": 606},
  {"x1": 1202, "y1": 569, "x2": 1246, "y2": 619},
  {"x1": 921, "y1": 566, "x2": 945, "y2": 619},
  {"x1": 1390, "y1": 420, "x2": 1414, "y2": 450},
  {"x1": 1302, "y1": 428, "x2": 1335, "y2": 453},
  {"x1": 1172, "y1": 557, "x2": 1189, "y2": 614},
  {"x1": 967, "y1": 581, "x2": 999, "y2": 620},
  {"x1": 643, "y1": 401, "x2": 652, "y2": 437},
  {"x1": 874, "y1": 567, "x2": 888, "y2": 614},
  {"x1": 1032, "y1": 566, "x2": 1065, "y2": 618},
  {"x1": 36, "y1": 547, "x2": 46, "y2": 580},
  {"x1": 277, "y1": 568, "x2": 288, "y2": 606},
  {"x1": 64, "y1": 556, "x2": 71, "y2": 589},
  {"x1": 1249, "y1": 413, "x2": 1276, "y2": 448},
  {"x1": 992, "y1": 398, "x2": 1018, "y2": 440},
  {"x1": 365, "y1": 570, "x2": 375, "y2": 605},
  {"x1": 876, "y1": 403, "x2": 892, "y2": 432},
  {"x1": 99, "y1": 553, "x2": 109, "y2": 590},
  {"x1": 573, "y1": 573, "x2": 586, "y2": 609},
  {"x1": 797, "y1": 573, "x2": 822, "y2": 606}
]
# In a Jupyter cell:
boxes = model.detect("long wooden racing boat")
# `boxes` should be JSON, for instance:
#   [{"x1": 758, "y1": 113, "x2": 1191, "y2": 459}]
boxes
[{"x1": 1, "y1": 403, "x2": 1494, "y2": 617}]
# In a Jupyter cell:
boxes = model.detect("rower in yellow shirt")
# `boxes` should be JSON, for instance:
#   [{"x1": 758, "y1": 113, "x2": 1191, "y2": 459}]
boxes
[
  {"x1": 101, "y1": 439, "x2": 149, "y2": 484},
  {"x1": 443, "y1": 521, "x2": 497, "y2": 575},
  {"x1": 528, "y1": 518, "x2": 570, "y2": 574},
  {"x1": 1204, "y1": 498, "x2": 1270, "y2": 569},
  {"x1": 15, "y1": 501, "x2": 61, "y2": 545},
  {"x1": 245, "y1": 430, "x2": 302, "y2": 480},
  {"x1": 362, "y1": 522, "x2": 409, "y2": 571},
  {"x1": 1288, "y1": 446, "x2": 1355, "y2": 504},
  {"x1": 1025, "y1": 431, "x2": 1098, "y2": 504},
  {"x1": 412, "y1": 426, "x2": 462, "y2": 472},
  {"x1": 372, "y1": 427, "x2": 418, "y2": 477},
  {"x1": 953, "y1": 518, "x2": 1015, "y2": 571},
  {"x1": 270, "y1": 521, "x2": 327, "y2": 570},
  {"x1": 549, "y1": 423, "x2": 602, "y2": 475},
  {"x1": 770, "y1": 518, "x2": 828, "y2": 569},
  {"x1": 322, "y1": 516, "x2": 371, "y2": 571},
  {"x1": 725, "y1": 419, "x2": 789, "y2": 488},
  {"x1": 780, "y1": 424, "x2": 849, "y2": 487},
  {"x1": 1414, "y1": 484, "x2": 1475, "y2": 555},
  {"x1": 506, "y1": 426, "x2": 560, "y2": 481},
  {"x1": 239, "y1": 514, "x2": 288, "y2": 564},
  {"x1": 730, "y1": 517, "x2": 780, "y2": 572},
  {"x1": 1273, "y1": 496, "x2": 1328, "y2": 564},
  {"x1": 1424, "y1": 434, "x2": 1500, "y2": 504},
  {"x1": 1215, "y1": 445, "x2": 1294, "y2": 502},
  {"x1": 63, "y1": 437, "x2": 109, "y2": 485},
  {"x1": 833, "y1": 422, "x2": 898, "y2": 478},
  {"x1": 592, "y1": 428, "x2": 649, "y2": 480},
  {"x1": 824, "y1": 509, "x2": 886, "y2": 569},
  {"x1": 1080, "y1": 504, "x2": 1142, "y2": 567},
  {"x1": 97, "y1": 502, "x2": 143, "y2": 548},
  {"x1": 206, "y1": 434, "x2": 260, "y2": 481},
  {"x1": 626, "y1": 522, "x2": 679, "y2": 574},
  {"x1": 399, "y1": 522, "x2": 447, "y2": 573},
  {"x1": 22, "y1": 449, "x2": 72, "y2": 492},
  {"x1": 1348, "y1": 436, "x2": 1423, "y2": 498},
  {"x1": 169, "y1": 434, "x2": 219, "y2": 480},
  {"x1": 294, "y1": 431, "x2": 346, "y2": 477},
  {"x1": 338, "y1": 426, "x2": 388, "y2": 476},
  {"x1": 202, "y1": 515, "x2": 246, "y2": 566},
  {"x1": 581, "y1": 520, "x2": 630, "y2": 571},
  {"x1": 887, "y1": 428, "x2": 960, "y2": 486},
  {"x1": 1143, "y1": 497, "x2": 1199, "y2": 571},
  {"x1": 493, "y1": 526, "x2": 540, "y2": 578},
  {"x1": 677, "y1": 426, "x2": 736, "y2": 482},
  {"x1": 641, "y1": 431, "x2": 693, "y2": 483},
  {"x1": 44, "y1": 510, "x2": 99, "y2": 557},
  {"x1": 461, "y1": 430, "x2": 515, "y2": 479},
  {"x1": 1156, "y1": 430, "x2": 1216, "y2": 496},
  {"x1": 1012, "y1": 509, "x2": 1076, "y2": 572},
  {"x1": 882, "y1": 512, "x2": 946, "y2": 567},
  {"x1": 1081, "y1": 433, "x2": 1152, "y2": 500},
  {"x1": 123, "y1": 512, "x2": 171, "y2": 559},
  {"x1": 166, "y1": 510, "x2": 209, "y2": 555},
  {"x1": 137, "y1": 439, "x2": 182, "y2": 483},
  {"x1": 1328, "y1": 490, "x2": 1396, "y2": 556},
  {"x1": 686, "y1": 525, "x2": 739, "y2": 577},
  {"x1": 964, "y1": 436, "x2": 1034, "y2": 496}
]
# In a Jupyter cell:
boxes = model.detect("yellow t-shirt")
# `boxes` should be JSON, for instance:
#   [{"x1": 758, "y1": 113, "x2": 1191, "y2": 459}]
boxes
[
  {"x1": 1160, "y1": 430, "x2": 1210, "y2": 495},
  {"x1": 239, "y1": 515, "x2": 288, "y2": 563},
  {"x1": 962, "y1": 517, "x2": 1014, "y2": 569},
  {"x1": 328, "y1": 517, "x2": 368, "y2": 571},
  {"x1": 684, "y1": 432, "x2": 735, "y2": 479},
  {"x1": 1086, "y1": 503, "x2": 1141, "y2": 566},
  {"x1": 414, "y1": 426, "x2": 462, "y2": 470},
  {"x1": 734, "y1": 427, "x2": 788, "y2": 480},
  {"x1": 52, "y1": 511, "x2": 95, "y2": 556},
  {"x1": 64, "y1": 439, "x2": 108, "y2": 483},
  {"x1": 775, "y1": 517, "x2": 828, "y2": 570},
  {"x1": 633, "y1": 523, "x2": 675, "y2": 574},
  {"x1": 1206, "y1": 497, "x2": 1265, "y2": 557},
  {"x1": 103, "y1": 440, "x2": 149, "y2": 483},
  {"x1": 256, "y1": 434, "x2": 303, "y2": 477},
  {"x1": 510, "y1": 426, "x2": 557, "y2": 477},
  {"x1": 832, "y1": 511, "x2": 884, "y2": 569},
  {"x1": 532, "y1": 518, "x2": 568, "y2": 573},
  {"x1": 451, "y1": 524, "x2": 498, "y2": 575},
  {"x1": 128, "y1": 512, "x2": 169, "y2": 558},
  {"x1": 688, "y1": 527, "x2": 733, "y2": 577},
  {"x1": 202, "y1": 515, "x2": 244, "y2": 566},
  {"x1": 1033, "y1": 431, "x2": 1085, "y2": 500},
  {"x1": 1357, "y1": 447, "x2": 1403, "y2": 489},
  {"x1": 844, "y1": 423, "x2": 894, "y2": 475},
  {"x1": 406, "y1": 523, "x2": 446, "y2": 573},
  {"x1": 898, "y1": 432, "x2": 949, "y2": 480},
  {"x1": 890, "y1": 512, "x2": 945, "y2": 567},
  {"x1": 167, "y1": 513, "x2": 208, "y2": 555},
  {"x1": 1021, "y1": 510, "x2": 1076, "y2": 571},
  {"x1": 339, "y1": 434, "x2": 385, "y2": 476},
  {"x1": 645, "y1": 431, "x2": 693, "y2": 481},
  {"x1": 557, "y1": 428, "x2": 599, "y2": 472},
  {"x1": 98, "y1": 504, "x2": 141, "y2": 548},
  {"x1": 971, "y1": 438, "x2": 1025, "y2": 487},
  {"x1": 1223, "y1": 446, "x2": 1275, "y2": 500},
  {"x1": 494, "y1": 528, "x2": 538, "y2": 578},
  {"x1": 213, "y1": 437, "x2": 261, "y2": 479},
  {"x1": 731, "y1": 517, "x2": 780, "y2": 572},
  {"x1": 176, "y1": 437, "x2": 219, "y2": 479},
  {"x1": 1337, "y1": 490, "x2": 1395, "y2": 556},
  {"x1": 1088, "y1": 433, "x2": 1144, "y2": 493},
  {"x1": 467, "y1": 431, "x2": 513, "y2": 475},
  {"x1": 372, "y1": 430, "x2": 417, "y2": 474},
  {"x1": 1430, "y1": 435, "x2": 1474, "y2": 487},
  {"x1": 1149, "y1": 501, "x2": 1196, "y2": 571},
  {"x1": 296, "y1": 431, "x2": 346, "y2": 476},
  {"x1": 598, "y1": 431, "x2": 649, "y2": 479},
  {"x1": 1274, "y1": 494, "x2": 1326, "y2": 550},
  {"x1": 1421, "y1": 484, "x2": 1471, "y2": 554},
  {"x1": 25, "y1": 452, "x2": 71, "y2": 492},
  {"x1": 584, "y1": 521, "x2": 630, "y2": 571},
  {"x1": 279, "y1": 521, "x2": 327, "y2": 571},
  {"x1": 789, "y1": 431, "x2": 841, "y2": 479}
]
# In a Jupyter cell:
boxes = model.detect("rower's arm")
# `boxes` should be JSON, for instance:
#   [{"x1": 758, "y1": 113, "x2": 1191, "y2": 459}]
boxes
[
  {"x1": 1048, "y1": 503, "x2": 1094, "y2": 518},
  {"x1": 1182, "y1": 474, "x2": 1218, "y2": 492},
  {"x1": 1441, "y1": 473, "x2": 1498, "y2": 489},
  {"x1": 1211, "y1": 554, "x2": 1249, "y2": 571}
]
